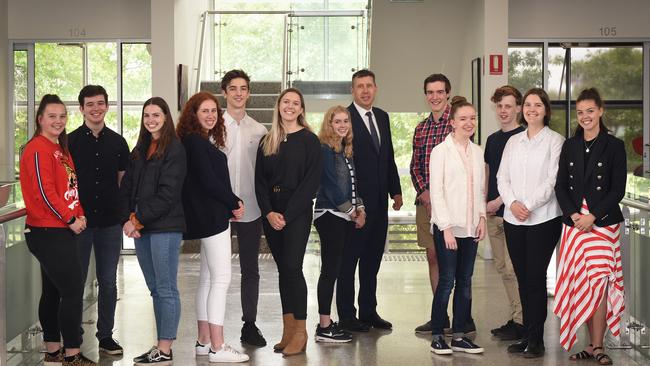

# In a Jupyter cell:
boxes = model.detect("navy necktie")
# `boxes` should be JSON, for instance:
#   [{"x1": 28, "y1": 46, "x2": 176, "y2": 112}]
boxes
[{"x1": 366, "y1": 111, "x2": 380, "y2": 153}]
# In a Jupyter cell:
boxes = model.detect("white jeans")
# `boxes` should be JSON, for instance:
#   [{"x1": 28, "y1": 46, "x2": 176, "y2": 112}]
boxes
[{"x1": 195, "y1": 225, "x2": 232, "y2": 325}]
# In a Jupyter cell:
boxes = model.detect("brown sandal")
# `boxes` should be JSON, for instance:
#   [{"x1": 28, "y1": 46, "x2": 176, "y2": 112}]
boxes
[
  {"x1": 593, "y1": 346, "x2": 613, "y2": 365},
  {"x1": 569, "y1": 344, "x2": 593, "y2": 360}
]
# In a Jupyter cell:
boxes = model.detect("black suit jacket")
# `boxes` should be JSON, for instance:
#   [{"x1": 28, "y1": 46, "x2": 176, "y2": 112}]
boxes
[
  {"x1": 554, "y1": 130, "x2": 626, "y2": 227},
  {"x1": 348, "y1": 103, "x2": 401, "y2": 212}
]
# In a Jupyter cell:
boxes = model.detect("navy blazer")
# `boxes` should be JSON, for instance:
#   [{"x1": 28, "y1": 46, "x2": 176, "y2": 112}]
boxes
[
  {"x1": 554, "y1": 129, "x2": 626, "y2": 227},
  {"x1": 348, "y1": 103, "x2": 401, "y2": 212}
]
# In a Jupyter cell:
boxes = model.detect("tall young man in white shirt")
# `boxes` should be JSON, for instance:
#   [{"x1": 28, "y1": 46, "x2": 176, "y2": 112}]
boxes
[
  {"x1": 221, "y1": 70, "x2": 269, "y2": 347},
  {"x1": 484, "y1": 86, "x2": 525, "y2": 340}
]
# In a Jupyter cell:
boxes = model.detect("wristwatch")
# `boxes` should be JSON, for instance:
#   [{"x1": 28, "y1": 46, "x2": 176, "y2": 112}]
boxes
[{"x1": 67, "y1": 216, "x2": 76, "y2": 225}]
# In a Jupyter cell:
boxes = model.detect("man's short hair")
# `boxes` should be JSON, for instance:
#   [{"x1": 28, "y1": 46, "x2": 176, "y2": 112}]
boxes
[
  {"x1": 491, "y1": 85, "x2": 523, "y2": 105},
  {"x1": 423, "y1": 74, "x2": 451, "y2": 94},
  {"x1": 352, "y1": 69, "x2": 376, "y2": 84},
  {"x1": 78, "y1": 85, "x2": 108, "y2": 106},
  {"x1": 221, "y1": 69, "x2": 251, "y2": 91}
]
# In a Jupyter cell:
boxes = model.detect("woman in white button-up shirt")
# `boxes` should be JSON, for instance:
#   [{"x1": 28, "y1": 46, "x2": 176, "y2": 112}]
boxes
[
  {"x1": 497, "y1": 88, "x2": 564, "y2": 358},
  {"x1": 428, "y1": 97, "x2": 486, "y2": 355}
]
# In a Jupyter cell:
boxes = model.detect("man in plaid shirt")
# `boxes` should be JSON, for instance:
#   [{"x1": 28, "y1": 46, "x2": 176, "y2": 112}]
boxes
[{"x1": 410, "y1": 74, "x2": 454, "y2": 334}]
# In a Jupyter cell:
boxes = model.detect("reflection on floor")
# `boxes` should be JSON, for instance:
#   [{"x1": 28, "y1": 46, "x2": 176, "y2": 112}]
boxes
[{"x1": 7, "y1": 253, "x2": 649, "y2": 366}]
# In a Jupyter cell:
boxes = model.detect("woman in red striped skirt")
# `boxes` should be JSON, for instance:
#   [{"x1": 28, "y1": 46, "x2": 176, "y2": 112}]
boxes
[{"x1": 554, "y1": 88, "x2": 627, "y2": 365}]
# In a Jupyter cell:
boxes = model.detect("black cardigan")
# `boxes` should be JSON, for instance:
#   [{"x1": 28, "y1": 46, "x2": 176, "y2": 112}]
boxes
[
  {"x1": 119, "y1": 138, "x2": 187, "y2": 233},
  {"x1": 554, "y1": 129, "x2": 626, "y2": 227},
  {"x1": 181, "y1": 133, "x2": 240, "y2": 240}
]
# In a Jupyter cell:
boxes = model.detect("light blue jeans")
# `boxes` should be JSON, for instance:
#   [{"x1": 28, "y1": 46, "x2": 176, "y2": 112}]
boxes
[{"x1": 135, "y1": 232, "x2": 182, "y2": 340}]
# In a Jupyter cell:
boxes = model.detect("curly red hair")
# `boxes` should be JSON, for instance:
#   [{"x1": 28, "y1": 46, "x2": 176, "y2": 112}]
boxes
[{"x1": 176, "y1": 91, "x2": 226, "y2": 147}]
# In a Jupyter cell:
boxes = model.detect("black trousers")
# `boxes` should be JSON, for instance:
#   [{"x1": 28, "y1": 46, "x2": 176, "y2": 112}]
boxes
[
  {"x1": 231, "y1": 218, "x2": 263, "y2": 323},
  {"x1": 314, "y1": 212, "x2": 354, "y2": 316},
  {"x1": 504, "y1": 216, "x2": 562, "y2": 344},
  {"x1": 263, "y1": 210, "x2": 312, "y2": 320},
  {"x1": 25, "y1": 226, "x2": 84, "y2": 349},
  {"x1": 336, "y1": 208, "x2": 388, "y2": 320}
]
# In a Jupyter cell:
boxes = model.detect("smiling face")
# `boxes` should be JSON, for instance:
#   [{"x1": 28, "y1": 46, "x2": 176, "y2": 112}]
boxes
[
  {"x1": 451, "y1": 105, "x2": 477, "y2": 139},
  {"x1": 523, "y1": 94, "x2": 546, "y2": 127},
  {"x1": 425, "y1": 81, "x2": 449, "y2": 114},
  {"x1": 351, "y1": 75, "x2": 377, "y2": 110},
  {"x1": 143, "y1": 104, "x2": 165, "y2": 139},
  {"x1": 223, "y1": 77, "x2": 249, "y2": 110},
  {"x1": 38, "y1": 103, "x2": 67, "y2": 142},
  {"x1": 331, "y1": 111, "x2": 351, "y2": 139},
  {"x1": 495, "y1": 95, "x2": 520, "y2": 127},
  {"x1": 278, "y1": 91, "x2": 303, "y2": 123},
  {"x1": 80, "y1": 94, "x2": 108, "y2": 127},
  {"x1": 576, "y1": 99, "x2": 603, "y2": 136},
  {"x1": 196, "y1": 99, "x2": 218, "y2": 132}
]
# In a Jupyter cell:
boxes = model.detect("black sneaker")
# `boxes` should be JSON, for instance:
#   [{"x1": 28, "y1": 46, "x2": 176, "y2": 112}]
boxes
[
  {"x1": 339, "y1": 317, "x2": 370, "y2": 332},
  {"x1": 133, "y1": 347, "x2": 156, "y2": 363},
  {"x1": 430, "y1": 337, "x2": 453, "y2": 355},
  {"x1": 507, "y1": 340, "x2": 528, "y2": 354},
  {"x1": 451, "y1": 337, "x2": 484, "y2": 354},
  {"x1": 415, "y1": 320, "x2": 432, "y2": 334},
  {"x1": 523, "y1": 341, "x2": 545, "y2": 358},
  {"x1": 315, "y1": 321, "x2": 352, "y2": 343},
  {"x1": 240, "y1": 322, "x2": 267, "y2": 347},
  {"x1": 99, "y1": 337, "x2": 123, "y2": 355},
  {"x1": 134, "y1": 348, "x2": 172, "y2": 365},
  {"x1": 496, "y1": 321, "x2": 525, "y2": 341},
  {"x1": 491, "y1": 320, "x2": 513, "y2": 335}
]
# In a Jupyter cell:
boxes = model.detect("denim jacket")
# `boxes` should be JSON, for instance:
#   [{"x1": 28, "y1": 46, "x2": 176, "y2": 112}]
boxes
[{"x1": 315, "y1": 143, "x2": 364, "y2": 213}]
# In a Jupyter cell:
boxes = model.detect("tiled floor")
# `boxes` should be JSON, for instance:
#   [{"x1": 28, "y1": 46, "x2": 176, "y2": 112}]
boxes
[{"x1": 7, "y1": 253, "x2": 649, "y2": 365}]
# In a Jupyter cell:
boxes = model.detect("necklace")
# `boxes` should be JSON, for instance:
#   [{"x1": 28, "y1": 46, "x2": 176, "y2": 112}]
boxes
[{"x1": 584, "y1": 136, "x2": 597, "y2": 153}]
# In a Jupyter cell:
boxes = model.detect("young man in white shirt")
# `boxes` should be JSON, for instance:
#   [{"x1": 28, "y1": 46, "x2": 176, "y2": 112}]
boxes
[
  {"x1": 484, "y1": 86, "x2": 525, "y2": 340},
  {"x1": 221, "y1": 69, "x2": 269, "y2": 347}
]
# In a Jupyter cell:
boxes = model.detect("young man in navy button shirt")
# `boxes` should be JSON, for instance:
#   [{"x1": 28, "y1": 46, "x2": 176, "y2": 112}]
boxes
[{"x1": 68, "y1": 85, "x2": 130, "y2": 355}]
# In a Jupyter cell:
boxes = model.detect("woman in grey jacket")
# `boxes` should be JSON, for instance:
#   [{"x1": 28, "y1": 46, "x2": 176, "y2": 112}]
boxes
[{"x1": 313, "y1": 105, "x2": 365, "y2": 343}]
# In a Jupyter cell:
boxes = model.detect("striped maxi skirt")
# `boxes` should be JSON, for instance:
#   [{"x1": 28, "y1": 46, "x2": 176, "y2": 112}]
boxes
[{"x1": 553, "y1": 200, "x2": 625, "y2": 351}]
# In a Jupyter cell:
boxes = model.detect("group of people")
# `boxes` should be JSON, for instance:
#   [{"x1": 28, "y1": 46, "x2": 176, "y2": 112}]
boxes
[{"x1": 18, "y1": 67, "x2": 626, "y2": 366}]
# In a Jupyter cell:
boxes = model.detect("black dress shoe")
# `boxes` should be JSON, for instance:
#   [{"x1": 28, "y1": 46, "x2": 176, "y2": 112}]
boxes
[
  {"x1": 339, "y1": 317, "x2": 370, "y2": 332},
  {"x1": 507, "y1": 340, "x2": 528, "y2": 354},
  {"x1": 360, "y1": 314, "x2": 393, "y2": 330},
  {"x1": 523, "y1": 341, "x2": 545, "y2": 358}
]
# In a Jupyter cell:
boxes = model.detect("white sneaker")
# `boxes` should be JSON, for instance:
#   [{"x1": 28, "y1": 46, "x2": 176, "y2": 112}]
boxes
[
  {"x1": 208, "y1": 344, "x2": 249, "y2": 363},
  {"x1": 195, "y1": 341, "x2": 210, "y2": 356}
]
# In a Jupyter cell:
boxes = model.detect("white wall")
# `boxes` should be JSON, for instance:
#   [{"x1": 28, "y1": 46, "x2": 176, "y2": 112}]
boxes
[
  {"x1": 8, "y1": 0, "x2": 150, "y2": 40},
  {"x1": 369, "y1": 0, "x2": 474, "y2": 112},
  {"x1": 510, "y1": 0, "x2": 650, "y2": 39}
]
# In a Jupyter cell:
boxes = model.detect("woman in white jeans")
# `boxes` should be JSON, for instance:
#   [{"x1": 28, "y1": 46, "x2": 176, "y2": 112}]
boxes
[{"x1": 177, "y1": 91, "x2": 249, "y2": 363}]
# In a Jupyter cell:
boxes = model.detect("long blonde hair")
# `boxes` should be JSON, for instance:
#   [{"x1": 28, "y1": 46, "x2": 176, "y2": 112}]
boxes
[
  {"x1": 261, "y1": 88, "x2": 311, "y2": 156},
  {"x1": 318, "y1": 105, "x2": 353, "y2": 158}
]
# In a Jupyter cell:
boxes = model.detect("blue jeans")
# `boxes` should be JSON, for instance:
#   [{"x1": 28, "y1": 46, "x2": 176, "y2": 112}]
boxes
[
  {"x1": 135, "y1": 232, "x2": 182, "y2": 340},
  {"x1": 77, "y1": 225, "x2": 122, "y2": 340},
  {"x1": 430, "y1": 226, "x2": 478, "y2": 337}
]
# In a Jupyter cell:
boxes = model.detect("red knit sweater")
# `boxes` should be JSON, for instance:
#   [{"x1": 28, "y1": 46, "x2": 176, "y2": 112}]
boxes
[{"x1": 19, "y1": 135, "x2": 85, "y2": 228}]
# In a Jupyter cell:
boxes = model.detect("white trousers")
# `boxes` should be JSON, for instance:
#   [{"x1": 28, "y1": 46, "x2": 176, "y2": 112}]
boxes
[{"x1": 195, "y1": 225, "x2": 232, "y2": 325}]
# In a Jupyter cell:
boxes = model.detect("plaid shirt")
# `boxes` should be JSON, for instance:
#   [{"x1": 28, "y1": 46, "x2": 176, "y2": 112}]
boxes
[{"x1": 409, "y1": 105, "x2": 453, "y2": 197}]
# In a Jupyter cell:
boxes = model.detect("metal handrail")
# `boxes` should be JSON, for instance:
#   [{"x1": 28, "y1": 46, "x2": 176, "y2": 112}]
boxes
[{"x1": 195, "y1": 9, "x2": 367, "y2": 93}]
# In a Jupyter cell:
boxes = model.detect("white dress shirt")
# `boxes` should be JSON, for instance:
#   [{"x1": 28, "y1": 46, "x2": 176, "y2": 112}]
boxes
[
  {"x1": 222, "y1": 111, "x2": 268, "y2": 222},
  {"x1": 497, "y1": 126, "x2": 564, "y2": 226},
  {"x1": 353, "y1": 102, "x2": 381, "y2": 144}
]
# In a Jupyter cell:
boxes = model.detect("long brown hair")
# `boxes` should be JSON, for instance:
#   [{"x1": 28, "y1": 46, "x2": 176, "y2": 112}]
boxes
[
  {"x1": 31, "y1": 94, "x2": 70, "y2": 155},
  {"x1": 318, "y1": 105, "x2": 353, "y2": 158},
  {"x1": 176, "y1": 91, "x2": 226, "y2": 147},
  {"x1": 133, "y1": 97, "x2": 177, "y2": 160},
  {"x1": 261, "y1": 88, "x2": 311, "y2": 156},
  {"x1": 574, "y1": 87, "x2": 609, "y2": 136}
]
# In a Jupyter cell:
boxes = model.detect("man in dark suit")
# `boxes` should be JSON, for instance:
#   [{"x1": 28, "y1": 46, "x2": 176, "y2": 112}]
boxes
[{"x1": 337, "y1": 69, "x2": 402, "y2": 332}]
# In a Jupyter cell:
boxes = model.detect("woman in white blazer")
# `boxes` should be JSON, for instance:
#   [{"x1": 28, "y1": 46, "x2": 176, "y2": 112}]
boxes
[
  {"x1": 428, "y1": 96, "x2": 486, "y2": 356},
  {"x1": 497, "y1": 88, "x2": 564, "y2": 358}
]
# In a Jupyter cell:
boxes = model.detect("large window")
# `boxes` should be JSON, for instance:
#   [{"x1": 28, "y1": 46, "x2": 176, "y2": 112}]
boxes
[{"x1": 508, "y1": 43, "x2": 644, "y2": 174}]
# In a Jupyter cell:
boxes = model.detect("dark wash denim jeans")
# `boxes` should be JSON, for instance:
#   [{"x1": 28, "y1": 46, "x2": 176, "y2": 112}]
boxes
[
  {"x1": 430, "y1": 225, "x2": 478, "y2": 337},
  {"x1": 77, "y1": 224, "x2": 122, "y2": 340}
]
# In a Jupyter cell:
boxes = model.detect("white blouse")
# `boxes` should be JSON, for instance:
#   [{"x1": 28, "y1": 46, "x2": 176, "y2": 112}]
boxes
[{"x1": 497, "y1": 126, "x2": 564, "y2": 226}]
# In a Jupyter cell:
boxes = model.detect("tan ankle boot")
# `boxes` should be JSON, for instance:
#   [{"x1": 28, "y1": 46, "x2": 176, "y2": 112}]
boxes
[
  {"x1": 282, "y1": 319, "x2": 307, "y2": 357},
  {"x1": 273, "y1": 313, "x2": 295, "y2": 352}
]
